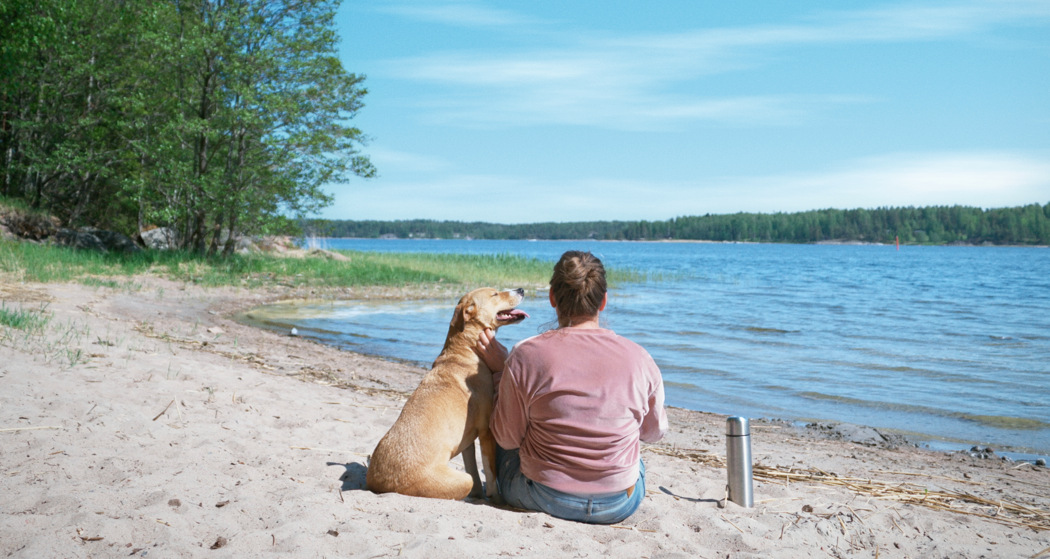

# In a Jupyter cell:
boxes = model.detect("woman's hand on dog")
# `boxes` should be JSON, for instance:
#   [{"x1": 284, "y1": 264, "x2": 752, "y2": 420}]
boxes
[{"x1": 474, "y1": 328, "x2": 508, "y2": 373}]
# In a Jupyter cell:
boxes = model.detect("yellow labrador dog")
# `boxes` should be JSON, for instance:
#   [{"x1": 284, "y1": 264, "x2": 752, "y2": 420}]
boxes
[{"x1": 366, "y1": 288, "x2": 528, "y2": 501}]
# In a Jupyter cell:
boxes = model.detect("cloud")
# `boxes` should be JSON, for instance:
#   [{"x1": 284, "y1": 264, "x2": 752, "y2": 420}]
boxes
[
  {"x1": 685, "y1": 151, "x2": 1050, "y2": 215},
  {"x1": 614, "y1": 0, "x2": 1050, "y2": 51},
  {"x1": 374, "y1": 1, "x2": 1050, "y2": 131},
  {"x1": 813, "y1": 0, "x2": 1050, "y2": 42},
  {"x1": 365, "y1": 147, "x2": 452, "y2": 174},
  {"x1": 383, "y1": 43, "x2": 778, "y2": 129},
  {"x1": 387, "y1": 50, "x2": 857, "y2": 130},
  {"x1": 324, "y1": 174, "x2": 539, "y2": 221},
  {"x1": 374, "y1": 3, "x2": 538, "y2": 27},
  {"x1": 326, "y1": 151, "x2": 1050, "y2": 222}
]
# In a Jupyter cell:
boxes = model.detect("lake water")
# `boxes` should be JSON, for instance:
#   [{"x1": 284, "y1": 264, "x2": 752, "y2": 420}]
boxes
[{"x1": 247, "y1": 239, "x2": 1050, "y2": 458}]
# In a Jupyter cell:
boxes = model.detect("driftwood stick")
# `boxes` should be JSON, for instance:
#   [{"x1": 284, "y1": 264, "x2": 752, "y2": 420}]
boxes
[{"x1": 152, "y1": 399, "x2": 175, "y2": 421}]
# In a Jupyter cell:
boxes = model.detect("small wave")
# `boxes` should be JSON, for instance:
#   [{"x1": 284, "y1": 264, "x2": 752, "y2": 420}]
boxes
[
  {"x1": 798, "y1": 391, "x2": 1050, "y2": 430},
  {"x1": 742, "y1": 326, "x2": 799, "y2": 335},
  {"x1": 960, "y1": 414, "x2": 1048, "y2": 430},
  {"x1": 307, "y1": 326, "x2": 364, "y2": 337},
  {"x1": 818, "y1": 359, "x2": 982, "y2": 382},
  {"x1": 652, "y1": 342, "x2": 719, "y2": 352},
  {"x1": 663, "y1": 366, "x2": 735, "y2": 379},
  {"x1": 747, "y1": 339, "x2": 807, "y2": 349},
  {"x1": 844, "y1": 362, "x2": 953, "y2": 376},
  {"x1": 984, "y1": 337, "x2": 1029, "y2": 349},
  {"x1": 674, "y1": 330, "x2": 713, "y2": 337}
]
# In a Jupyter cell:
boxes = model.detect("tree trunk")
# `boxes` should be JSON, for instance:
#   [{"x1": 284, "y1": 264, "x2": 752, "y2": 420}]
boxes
[{"x1": 222, "y1": 212, "x2": 239, "y2": 257}]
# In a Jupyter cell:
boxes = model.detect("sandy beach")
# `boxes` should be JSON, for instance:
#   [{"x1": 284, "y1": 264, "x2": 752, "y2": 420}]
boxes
[{"x1": 1, "y1": 277, "x2": 1048, "y2": 558}]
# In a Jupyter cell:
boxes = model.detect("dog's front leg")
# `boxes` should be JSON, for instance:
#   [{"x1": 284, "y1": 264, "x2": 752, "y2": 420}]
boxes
[
  {"x1": 461, "y1": 440, "x2": 483, "y2": 499},
  {"x1": 477, "y1": 429, "x2": 503, "y2": 504}
]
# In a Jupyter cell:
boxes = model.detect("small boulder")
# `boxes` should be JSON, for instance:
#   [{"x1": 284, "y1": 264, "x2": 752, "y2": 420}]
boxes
[
  {"x1": 307, "y1": 248, "x2": 350, "y2": 262},
  {"x1": 53, "y1": 227, "x2": 141, "y2": 253},
  {"x1": 81, "y1": 227, "x2": 141, "y2": 253},
  {"x1": 54, "y1": 228, "x2": 108, "y2": 251},
  {"x1": 141, "y1": 227, "x2": 178, "y2": 251}
]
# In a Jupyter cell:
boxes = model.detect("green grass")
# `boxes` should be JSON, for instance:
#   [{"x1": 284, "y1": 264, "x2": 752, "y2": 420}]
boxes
[
  {"x1": 0, "y1": 239, "x2": 578, "y2": 289},
  {"x1": 0, "y1": 194, "x2": 36, "y2": 214},
  {"x1": 0, "y1": 303, "x2": 51, "y2": 332},
  {"x1": 0, "y1": 232, "x2": 652, "y2": 291},
  {"x1": 79, "y1": 277, "x2": 143, "y2": 291},
  {"x1": 0, "y1": 310, "x2": 88, "y2": 368}
]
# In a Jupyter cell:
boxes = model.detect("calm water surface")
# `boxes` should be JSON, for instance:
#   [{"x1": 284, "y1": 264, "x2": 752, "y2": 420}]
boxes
[{"x1": 245, "y1": 239, "x2": 1050, "y2": 457}]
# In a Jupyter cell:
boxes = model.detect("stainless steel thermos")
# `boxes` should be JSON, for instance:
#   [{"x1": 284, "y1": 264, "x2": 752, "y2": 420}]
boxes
[{"x1": 726, "y1": 416, "x2": 754, "y2": 507}]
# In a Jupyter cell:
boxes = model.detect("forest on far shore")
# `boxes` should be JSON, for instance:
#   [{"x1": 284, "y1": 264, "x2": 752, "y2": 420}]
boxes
[{"x1": 310, "y1": 203, "x2": 1050, "y2": 245}]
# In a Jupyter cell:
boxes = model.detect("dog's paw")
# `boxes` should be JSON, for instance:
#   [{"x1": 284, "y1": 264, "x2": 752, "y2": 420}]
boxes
[{"x1": 485, "y1": 486, "x2": 504, "y2": 505}]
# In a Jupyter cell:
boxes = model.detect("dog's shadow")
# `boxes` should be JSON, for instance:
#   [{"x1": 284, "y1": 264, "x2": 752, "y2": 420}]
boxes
[
  {"x1": 325, "y1": 461, "x2": 506, "y2": 509},
  {"x1": 328, "y1": 462, "x2": 369, "y2": 491}
]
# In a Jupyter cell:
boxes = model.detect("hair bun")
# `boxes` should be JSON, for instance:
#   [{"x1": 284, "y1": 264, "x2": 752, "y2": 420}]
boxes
[{"x1": 550, "y1": 251, "x2": 607, "y2": 327}]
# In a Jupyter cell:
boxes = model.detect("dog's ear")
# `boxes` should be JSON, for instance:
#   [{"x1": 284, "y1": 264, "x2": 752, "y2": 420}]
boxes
[{"x1": 450, "y1": 300, "x2": 476, "y2": 331}]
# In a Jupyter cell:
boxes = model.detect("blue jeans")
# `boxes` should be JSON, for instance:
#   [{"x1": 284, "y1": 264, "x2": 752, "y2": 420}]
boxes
[{"x1": 496, "y1": 447, "x2": 646, "y2": 525}]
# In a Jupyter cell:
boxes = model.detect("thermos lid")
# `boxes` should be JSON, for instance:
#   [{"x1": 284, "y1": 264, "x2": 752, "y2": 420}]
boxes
[{"x1": 726, "y1": 416, "x2": 750, "y2": 436}]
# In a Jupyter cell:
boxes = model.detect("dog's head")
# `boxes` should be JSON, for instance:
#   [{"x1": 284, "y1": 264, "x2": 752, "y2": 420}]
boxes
[{"x1": 449, "y1": 288, "x2": 528, "y2": 333}]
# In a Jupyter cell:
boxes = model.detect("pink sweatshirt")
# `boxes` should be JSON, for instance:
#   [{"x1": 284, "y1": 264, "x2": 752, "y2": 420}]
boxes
[{"x1": 490, "y1": 328, "x2": 667, "y2": 495}]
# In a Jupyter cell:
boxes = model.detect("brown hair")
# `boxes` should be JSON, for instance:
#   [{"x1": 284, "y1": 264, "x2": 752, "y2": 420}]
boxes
[{"x1": 549, "y1": 250, "x2": 607, "y2": 327}]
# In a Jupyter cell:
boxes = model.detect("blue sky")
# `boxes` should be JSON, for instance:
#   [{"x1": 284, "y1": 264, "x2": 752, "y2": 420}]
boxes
[{"x1": 325, "y1": 1, "x2": 1050, "y2": 223}]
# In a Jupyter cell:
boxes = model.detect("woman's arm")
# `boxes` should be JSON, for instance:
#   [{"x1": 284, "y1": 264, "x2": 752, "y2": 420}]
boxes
[
  {"x1": 489, "y1": 355, "x2": 529, "y2": 450},
  {"x1": 640, "y1": 365, "x2": 668, "y2": 443}
]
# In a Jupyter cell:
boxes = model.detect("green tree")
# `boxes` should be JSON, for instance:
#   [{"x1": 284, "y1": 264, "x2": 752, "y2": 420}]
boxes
[{"x1": 0, "y1": 0, "x2": 373, "y2": 254}]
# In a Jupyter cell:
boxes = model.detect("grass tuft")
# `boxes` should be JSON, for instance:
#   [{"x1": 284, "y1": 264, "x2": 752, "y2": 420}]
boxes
[{"x1": 0, "y1": 304, "x2": 50, "y2": 332}]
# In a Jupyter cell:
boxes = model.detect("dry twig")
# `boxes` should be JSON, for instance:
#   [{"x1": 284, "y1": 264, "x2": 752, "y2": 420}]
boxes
[{"x1": 151, "y1": 400, "x2": 174, "y2": 421}]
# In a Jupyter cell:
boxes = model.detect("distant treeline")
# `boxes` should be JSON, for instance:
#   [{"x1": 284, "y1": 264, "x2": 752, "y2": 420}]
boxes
[{"x1": 309, "y1": 203, "x2": 1050, "y2": 245}]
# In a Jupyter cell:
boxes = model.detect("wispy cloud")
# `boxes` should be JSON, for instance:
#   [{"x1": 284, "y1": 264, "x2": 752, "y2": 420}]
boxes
[
  {"x1": 610, "y1": 1, "x2": 1050, "y2": 51},
  {"x1": 680, "y1": 151, "x2": 1050, "y2": 215},
  {"x1": 811, "y1": 0, "x2": 1050, "y2": 42},
  {"x1": 741, "y1": 151, "x2": 1050, "y2": 212},
  {"x1": 325, "y1": 174, "x2": 539, "y2": 221},
  {"x1": 387, "y1": 50, "x2": 855, "y2": 130},
  {"x1": 375, "y1": 1, "x2": 1050, "y2": 130},
  {"x1": 328, "y1": 151, "x2": 1050, "y2": 221},
  {"x1": 366, "y1": 147, "x2": 453, "y2": 174},
  {"x1": 375, "y1": 3, "x2": 539, "y2": 27}
]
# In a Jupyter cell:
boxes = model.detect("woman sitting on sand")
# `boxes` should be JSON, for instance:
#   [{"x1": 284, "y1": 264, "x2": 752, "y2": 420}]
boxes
[{"x1": 475, "y1": 250, "x2": 667, "y2": 524}]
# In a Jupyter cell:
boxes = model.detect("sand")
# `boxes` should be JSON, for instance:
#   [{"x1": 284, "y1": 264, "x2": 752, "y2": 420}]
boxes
[{"x1": 1, "y1": 278, "x2": 1048, "y2": 558}]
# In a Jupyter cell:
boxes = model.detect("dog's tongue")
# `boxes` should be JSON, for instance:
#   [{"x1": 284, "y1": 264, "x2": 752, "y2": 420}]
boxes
[{"x1": 498, "y1": 309, "x2": 529, "y2": 321}]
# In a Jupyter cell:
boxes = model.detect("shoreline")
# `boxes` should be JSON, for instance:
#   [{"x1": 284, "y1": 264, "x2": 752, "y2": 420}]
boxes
[
  {"x1": 315, "y1": 236, "x2": 1050, "y2": 249},
  {"x1": 240, "y1": 294, "x2": 1050, "y2": 463},
  {"x1": 252, "y1": 320, "x2": 1050, "y2": 461},
  {"x1": 2, "y1": 277, "x2": 1048, "y2": 556}
]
